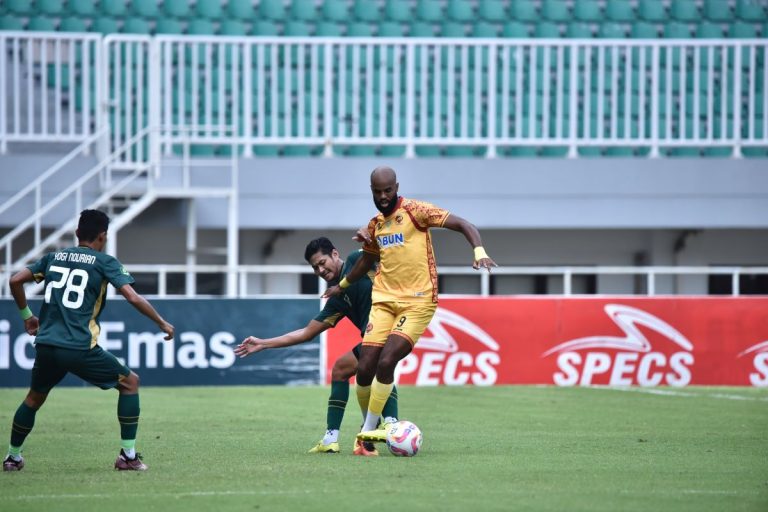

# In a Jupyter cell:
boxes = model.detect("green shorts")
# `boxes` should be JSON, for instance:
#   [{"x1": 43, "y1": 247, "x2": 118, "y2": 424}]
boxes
[{"x1": 31, "y1": 344, "x2": 132, "y2": 393}]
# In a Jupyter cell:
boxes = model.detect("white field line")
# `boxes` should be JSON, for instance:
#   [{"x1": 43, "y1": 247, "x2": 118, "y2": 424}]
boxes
[
  {"x1": 597, "y1": 386, "x2": 768, "y2": 402},
  {"x1": 9, "y1": 488, "x2": 762, "y2": 501}
]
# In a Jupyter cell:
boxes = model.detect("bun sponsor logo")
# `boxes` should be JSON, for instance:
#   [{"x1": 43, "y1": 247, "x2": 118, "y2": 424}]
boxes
[
  {"x1": 543, "y1": 304, "x2": 695, "y2": 387},
  {"x1": 737, "y1": 341, "x2": 768, "y2": 387},
  {"x1": 395, "y1": 308, "x2": 500, "y2": 386}
]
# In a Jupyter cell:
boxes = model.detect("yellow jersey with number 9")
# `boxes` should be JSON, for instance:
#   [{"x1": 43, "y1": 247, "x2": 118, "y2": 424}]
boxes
[{"x1": 362, "y1": 197, "x2": 450, "y2": 304}]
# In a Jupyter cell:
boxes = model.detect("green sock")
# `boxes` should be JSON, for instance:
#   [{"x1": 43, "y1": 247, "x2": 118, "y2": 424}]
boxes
[
  {"x1": 381, "y1": 384, "x2": 399, "y2": 421},
  {"x1": 9, "y1": 402, "x2": 37, "y2": 453},
  {"x1": 117, "y1": 393, "x2": 140, "y2": 447},
  {"x1": 326, "y1": 381, "x2": 349, "y2": 431}
]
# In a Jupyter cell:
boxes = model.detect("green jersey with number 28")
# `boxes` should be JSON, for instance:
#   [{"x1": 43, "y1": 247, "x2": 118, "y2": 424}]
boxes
[{"x1": 27, "y1": 246, "x2": 135, "y2": 350}]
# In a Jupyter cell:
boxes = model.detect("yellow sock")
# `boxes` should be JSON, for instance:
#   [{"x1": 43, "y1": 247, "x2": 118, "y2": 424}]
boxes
[
  {"x1": 369, "y1": 377, "x2": 394, "y2": 417},
  {"x1": 356, "y1": 384, "x2": 371, "y2": 417}
]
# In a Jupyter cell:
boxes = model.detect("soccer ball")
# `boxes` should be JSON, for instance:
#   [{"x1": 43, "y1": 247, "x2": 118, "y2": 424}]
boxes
[{"x1": 385, "y1": 420, "x2": 423, "y2": 457}]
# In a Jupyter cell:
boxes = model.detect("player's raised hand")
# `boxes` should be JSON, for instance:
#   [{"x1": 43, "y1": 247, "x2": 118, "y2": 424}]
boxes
[
  {"x1": 353, "y1": 226, "x2": 372, "y2": 244},
  {"x1": 322, "y1": 284, "x2": 342, "y2": 298},
  {"x1": 234, "y1": 336, "x2": 268, "y2": 358},
  {"x1": 473, "y1": 255, "x2": 498, "y2": 273},
  {"x1": 24, "y1": 316, "x2": 39, "y2": 336},
  {"x1": 159, "y1": 321, "x2": 175, "y2": 341}
]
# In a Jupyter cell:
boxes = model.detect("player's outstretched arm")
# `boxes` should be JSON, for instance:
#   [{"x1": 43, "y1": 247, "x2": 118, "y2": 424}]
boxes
[
  {"x1": 323, "y1": 250, "x2": 378, "y2": 298},
  {"x1": 9, "y1": 268, "x2": 39, "y2": 336},
  {"x1": 118, "y1": 284, "x2": 175, "y2": 340},
  {"x1": 442, "y1": 214, "x2": 498, "y2": 272},
  {"x1": 235, "y1": 320, "x2": 329, "y2": 358}
]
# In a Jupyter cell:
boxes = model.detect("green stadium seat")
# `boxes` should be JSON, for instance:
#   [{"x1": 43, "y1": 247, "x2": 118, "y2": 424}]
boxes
[
  {"x1": 696, "y1": 21, "x2": 725, "y2": 38},
  {"x1": 500, "y1": 146, "x2": 539, "y2": 157},
  {"x1": 478, "y1": 0, "x2": 506, "y2": 22},
  {"x1": 534, "y1": 22, "x2": 561, "y2": 38},
  {"x1": 380, "y1": 145, "x2": 406, "y2": 156},
  {"x1": 664, "y1": 22, "x2": 692, "y2": 38},
  {"x1": 631, "y1": 21, "x2": 659, "y2": 38},
  {"x1": 59, "y1": 16, "x2": 88, "y2": 32},
  {"x1": 638, "y1": 0, "x2": 667, "y2": 22},
  {"x1": 383, "y1": 0, "x2": 411, "y2": 22},
  {"x1": 220, "y1": 20, "x2": 248, "y2": 36},
  {"x1": 252, "y1": 21, "x2": 279, "y2": 36},
  {"x1": 90, "y1": 17, "x2": 120, "y2": 34},
  {"x1": 704, "y1": 0, "x2": 734, "y2": 22},
  {"x1": 130, "y1": 0, "x2": 159, "y2": 18},
  {"x1": 542, "y1": 0, "x2": 570, "y2": 22},
  {"x1": 123, "y1": 17, "x2": 150, "y2": 34},
  {"x1": 378, "y1": 22, "x2": 405, "y2": 37},
  {"x1": 347, "y1": 22, "x2": 373, "y2": 36},
  {"x1": 440, "y1": 22, "x2": 467, "y2": 37},
  {"x1": 416, "y1": 0, "x2": 444, "y2": 22},
  {"x1": 322, "y1": 0, "x2": 349, "y2": 22},
  {"x1": 598, "y1": 23, "x2": 627, "y2": 38},
  {"x1": 736, "y1": 0, "x2": 767, "y2": 21},
  {"x1": 188, "y1": 20, "x2": 215, "y2": 35},
  {"x1": 312, "y1": 21, "x2": 338, "y2": 36},
  {"x1": 354, "y1": 0, "x2": 380, "y2": 21},
  {"x1": 68, "y1": 0, "x2": 97, "y2": 17},
  {"x1": 196, "y1": 0, "x2": 223, "y2": 20},
  {"x1": 501, "y1": 21, "x2": 530, "y2": 38},
  {"x1": 260, "y1": 0, "x2": 287, "y2": 20},
  {"x1": 446, "y1": 146, "x2": 485, "y2": 157},
  {"x1": 290, "y1": 0, "x2": 317, "y2": 21},
  {"x1": 573, "y1": 0, "x2": 602, "y2": 22},
  {"x1": 0, "y1": 15, "x2": 25, "y2": 30},
  {"x1": 472, "y1": 21, "x2": 498, "y2": 38},
  {"x1": 163, "y1": 0, "x2": 191, "y2": 19},
  {"x1": 227, "y1": 0, "x2": 255, "y2": 21},
  {"x1": 99, "y1": 0, "x2": 128, "y2": 17},
  {"x1": 347, "y1": 146, "x2": 378, "y2": 156},
  {"x1": 670, "y1": 0, "x2": 699, "y2": 22},
  {"x1": 415, "y1": 146, "x2": 443, "y2": 157},
  {"x1": 447, "y1": 0, "x2": 474, "y2": 22},
  {"x1": 5, "y1": 0, "x2": 35, "y2": 15},
  {"x1": 38, "y1": 0, "x2": 65, "y2": 16},
  {"x1": 729, "y1": 21, "x2": 759, "y2": 37},
  {"x1": 284, "y1": 21, "x2": 311, "y2": 36},
  {"x1": 565, "y1": 23, "x2": 594, "y2": 38},
  {"x1": 409, "y1": 22, "x2": 435, "y2": 37},
  {"x1": 605, "y1": 1, "x2": 635, "y2": 22},
  {"x1": 28, "y1": 17, "x2": 58, "y2": 32},
  {"x1": 155, "y1": 18, "x2": 183, "y2": 34},
  {"x1": 510, "y1": 0, "x2": 538, "y2": 21}
]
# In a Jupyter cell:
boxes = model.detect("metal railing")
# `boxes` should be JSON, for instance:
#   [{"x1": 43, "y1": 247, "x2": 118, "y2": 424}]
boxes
[
  {"x1": 0, "y1": 31, "x2": 103, "y2": 153},
  {"x1": 2, "y1": 32, "x2": 767, "y2": 157},
  {"x1": 3, "y1": 263, "x2": 761, "y2": 298}
]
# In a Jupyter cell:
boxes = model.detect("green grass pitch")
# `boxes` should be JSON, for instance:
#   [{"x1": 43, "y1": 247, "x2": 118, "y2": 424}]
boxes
[{"x1": 1, "y1": 385, "x2": 766, "y2": 512}]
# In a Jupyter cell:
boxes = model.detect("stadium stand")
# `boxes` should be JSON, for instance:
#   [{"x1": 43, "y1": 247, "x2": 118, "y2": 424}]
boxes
[{"x1": 1, "y1": 0, "x2": 764, "y2": 159}]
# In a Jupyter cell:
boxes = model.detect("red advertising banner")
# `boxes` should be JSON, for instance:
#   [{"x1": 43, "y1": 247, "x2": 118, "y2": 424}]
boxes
[{"x1": 325, "y1": 298, "x2": 768, "y2": 387}]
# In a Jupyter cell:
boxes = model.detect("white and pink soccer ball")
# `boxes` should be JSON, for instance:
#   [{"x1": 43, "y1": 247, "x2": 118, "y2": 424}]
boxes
[{"x1": 385, "y1": 420, "x2": 423, "y2": 457}]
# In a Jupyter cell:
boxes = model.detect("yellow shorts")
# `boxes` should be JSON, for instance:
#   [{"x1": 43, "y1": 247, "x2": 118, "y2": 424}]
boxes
[{"x1": 362, "y1": 301, "x2": 438, "y2": 347}]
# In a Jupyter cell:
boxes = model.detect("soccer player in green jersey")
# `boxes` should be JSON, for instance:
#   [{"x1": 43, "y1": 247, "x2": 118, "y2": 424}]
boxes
[
  {"x1": 3, "y1": 209, "x2": 174, "y2": 472},
  {"x1": 234, "y1": 237, "x2": 397, "y2": 456}
]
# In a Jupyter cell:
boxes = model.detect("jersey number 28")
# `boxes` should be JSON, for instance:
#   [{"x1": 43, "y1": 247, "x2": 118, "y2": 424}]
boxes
[{"x1": 45, "y1": 265, "x2": 89, "y2": 309}]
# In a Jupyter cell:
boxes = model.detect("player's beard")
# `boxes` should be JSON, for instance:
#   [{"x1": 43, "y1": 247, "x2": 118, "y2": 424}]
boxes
[{"x1": 375, "y1": 194, "x2": 399, "y2": 216}]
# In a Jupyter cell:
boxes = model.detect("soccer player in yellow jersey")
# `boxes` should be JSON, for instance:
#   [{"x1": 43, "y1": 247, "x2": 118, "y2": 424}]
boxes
[{"x1": 324, "y1": 166, "x2": 496, "y2": 446}]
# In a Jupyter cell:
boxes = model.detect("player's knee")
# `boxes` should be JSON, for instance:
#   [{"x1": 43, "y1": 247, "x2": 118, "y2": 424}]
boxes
[
  {"x1": 331, "y1": 364, "x2": 354, "y2": 381},
  {"x1": 24, "y1": 390, "x2": 48, "y2": 409},
  {"x1": 331, "y1": 358, "x2": 356, "y2": 381},
  {"x1": 120, "y1": 371, "x2": 140, "y2": 393}
]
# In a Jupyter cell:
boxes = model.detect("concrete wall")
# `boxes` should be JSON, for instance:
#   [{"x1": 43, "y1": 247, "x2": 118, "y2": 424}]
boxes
[{"x1": 2, "y1": 154, "x2": 768, "y2": 230}]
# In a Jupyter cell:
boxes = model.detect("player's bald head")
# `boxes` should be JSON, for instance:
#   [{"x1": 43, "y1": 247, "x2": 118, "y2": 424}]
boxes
[{"x1": 370, "y1": 166, "x2": 397, "y2": 186}]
